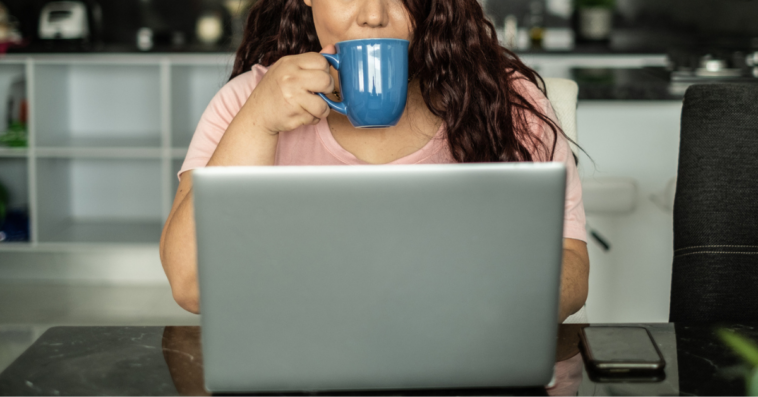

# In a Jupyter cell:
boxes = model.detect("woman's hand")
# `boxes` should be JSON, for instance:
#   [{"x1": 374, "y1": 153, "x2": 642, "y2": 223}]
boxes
[
  {"x1": 162, "y1": 47, "x2": 339, "y2": 314},
  {"x1": 245, "y1": 45, "x2": 336, "y2": 134}
]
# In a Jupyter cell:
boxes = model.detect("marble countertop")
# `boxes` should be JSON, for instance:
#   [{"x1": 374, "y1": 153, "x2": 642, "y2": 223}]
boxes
[{"x1": 0, "y1": 323, "x2": 755, "y2": 396}]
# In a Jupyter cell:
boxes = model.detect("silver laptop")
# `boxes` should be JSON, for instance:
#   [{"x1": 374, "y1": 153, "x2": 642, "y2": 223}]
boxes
[{"x1": 193, "y1": 163, "x2": 567, "y2": 393}]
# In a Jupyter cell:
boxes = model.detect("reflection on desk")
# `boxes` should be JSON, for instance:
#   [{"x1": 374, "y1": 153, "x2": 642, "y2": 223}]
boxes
[
  {"x1": 160, "y1": 325, "x2": 587, "y2": 397},
  {"x1": 0, "y1": 323, "x2": 756, "y2": 395}
]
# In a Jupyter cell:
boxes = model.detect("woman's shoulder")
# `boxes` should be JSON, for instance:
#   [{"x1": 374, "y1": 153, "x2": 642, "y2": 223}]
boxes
[
  {"x1": 204, "y1": 64, "x2": 271, "y2": 120},
  {"x1": 217, "y1": 64, "x2": 270, "y2": 100},
  {"x1": 508, "y1": 70, "x2": 549, "y2": 109}
]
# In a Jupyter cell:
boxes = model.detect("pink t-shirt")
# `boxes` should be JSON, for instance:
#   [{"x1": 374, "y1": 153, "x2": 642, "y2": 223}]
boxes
[{"x1": 180, "y1": 64, "x2": 587, "y2": 242}]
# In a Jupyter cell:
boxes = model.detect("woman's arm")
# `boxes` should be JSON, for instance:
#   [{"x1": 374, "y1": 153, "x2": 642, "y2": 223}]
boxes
[
  {"x1": 160, "y1": 51, "x2": 334, "y2": 314},
  {"x1": 558, "y1": 238, "x2": 590, "y2": 323},
  {"x1": 159, "y1": 173, "x2": 198, "y2": 313},
  {"x1": 159, "y1": 111, "x2": 281, "y2": 314}
]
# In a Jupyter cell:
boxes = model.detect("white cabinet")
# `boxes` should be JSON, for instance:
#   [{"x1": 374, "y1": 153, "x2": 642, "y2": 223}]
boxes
[{"x1": 0, "y1": 54, "x2": 232, "y2": 254}]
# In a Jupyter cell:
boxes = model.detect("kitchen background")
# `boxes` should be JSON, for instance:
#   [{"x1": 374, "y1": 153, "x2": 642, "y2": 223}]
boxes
[
  {"x1": 1, "y1": 0, "x2": 758, "y2": 53},
  {"x1": 1, "y1": 0, "x2": 757, "y2": 372}
]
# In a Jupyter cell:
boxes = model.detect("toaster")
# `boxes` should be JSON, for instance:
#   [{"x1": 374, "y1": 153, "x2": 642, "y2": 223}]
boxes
[{"x1": 39, "y1": 1, "x2": 89, "y2": 40}]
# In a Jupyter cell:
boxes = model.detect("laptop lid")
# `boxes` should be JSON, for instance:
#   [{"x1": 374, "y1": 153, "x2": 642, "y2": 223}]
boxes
[{"x1": 193, "y1": 163, "x2": 566, "y2": 393}]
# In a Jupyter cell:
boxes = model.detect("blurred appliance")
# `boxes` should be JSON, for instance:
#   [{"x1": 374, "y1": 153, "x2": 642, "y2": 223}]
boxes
[
  {"x1": 196, "y1": 10, "x2": 223, "y2": 45},
  {"x1": 574, "y1": 0, "x2": 613, "y2": 42},
  {"x1": 747, "y1": 51, "x2": 758, "y2": 78},
  {"x1": 39, "y1": 1, "x2": 90, "y2": 39},
  {"x1": 667, "y1": 51, "x2": 758, "y2": 83},
  {"x1": 662, "y1": 50, "x2": 758, "y2": 97}
]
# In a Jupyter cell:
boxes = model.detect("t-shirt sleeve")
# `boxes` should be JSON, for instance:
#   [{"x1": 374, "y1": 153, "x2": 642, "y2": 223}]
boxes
[
  {"x1": 178, "y1": 65, "x2": 268, "y2": 180},
  {"x1": 515, "y1": 77, "x2": 587, "y2": 242}
]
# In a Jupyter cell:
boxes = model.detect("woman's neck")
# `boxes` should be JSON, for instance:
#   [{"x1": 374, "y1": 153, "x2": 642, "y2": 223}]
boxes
[{"x1": 326, "y1": 79, "x2": 443, "y2": 164}]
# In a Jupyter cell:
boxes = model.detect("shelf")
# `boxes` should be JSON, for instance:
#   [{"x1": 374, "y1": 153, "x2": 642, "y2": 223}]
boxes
[
  {"x1": 27, "y1": 53, "x2": 234, "y2": 66},
  {"x1": 0, "y1": 57, "x2": 27, "y2": 65},
  {"x1": 32, "y1": 54, "x2": 169, "y2": 66},
  {"x1": 0, "y1": 241, "x2": 159, "y2": 252},
  {"x1": 36, "y1": 137, "x2": 163, "y2": 158},
  {"x1": 171, "y1": 64, "x2": 228, "y2": 148},
  {"x1": 36, "y1": 147, "x2": 163, "y2": 159},
  {"x1": 0, "y1": 147, "x2": 29, "y2": 158},
  {"x1": 34, "y1": 64, "x2": 162, "y2": 148},
  {"x1": 36, "y1": 136, "x2": 162, "y2": 148},
  {"x1": 37, "y1": 218, "x2": 163, "y2": 245},
  {"x1": 0, "y1": 242, "x2": 34, "y2": 251},
  {"x1": 0, "y1": 54, "x2": 242, "y2": 254},
  {"x1": 36, "y1": 158, "x2": 163, "y2": 244}
]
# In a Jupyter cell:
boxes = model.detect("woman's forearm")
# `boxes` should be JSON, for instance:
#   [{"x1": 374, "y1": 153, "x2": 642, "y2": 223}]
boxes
[
  {"x1": 558, "y1": 239, "x2": 590, "y2": 323},
  {"x1": 161, "y1": 188, "x2": 201, "y2": 314},
  {"x1": 161, "y1": 102, "x2": 281, "y2": 314}
]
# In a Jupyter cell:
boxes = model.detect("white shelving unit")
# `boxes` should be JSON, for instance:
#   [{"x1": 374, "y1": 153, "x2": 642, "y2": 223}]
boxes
[{"x1": 0, "y1": 54, "x2": 234, "y2": 254}]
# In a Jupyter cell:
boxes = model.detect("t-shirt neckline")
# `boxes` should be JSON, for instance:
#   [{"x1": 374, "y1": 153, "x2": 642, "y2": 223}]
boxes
[{"x1": 315, "y1": 117, "x2": 447, "y2": 165}]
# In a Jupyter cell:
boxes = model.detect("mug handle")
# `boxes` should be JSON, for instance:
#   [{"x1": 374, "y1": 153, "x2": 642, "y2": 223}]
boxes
[{"x1": 317, "y1": 53, "x2": 347, "y2": 116}]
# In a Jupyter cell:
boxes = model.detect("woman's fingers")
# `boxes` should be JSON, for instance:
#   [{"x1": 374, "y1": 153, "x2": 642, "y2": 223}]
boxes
[
  {"x1": 295, "y1": 52, "x2": 331, "y2": 72},
  {"x1": 249, "y1": 50, "x2": 343, "y2": 133},
  {"x1": 299, "y1": 92, "x2": 331, "y2": 121},
  {"x1": 298, "y1": 69, "x2": 335, "y2": 94}
]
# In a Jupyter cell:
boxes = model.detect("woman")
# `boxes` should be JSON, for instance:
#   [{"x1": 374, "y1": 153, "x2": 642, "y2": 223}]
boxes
[{"x1": 159, "y1": 0, "x2": 589, "y2": 321}]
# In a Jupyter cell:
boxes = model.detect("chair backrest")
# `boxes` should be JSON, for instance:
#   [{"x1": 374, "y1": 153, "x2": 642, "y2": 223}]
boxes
[
  {"x1": 669, "y1": 84, "x2": 758, "y2": 323},
  {"x1": 543, "y1": 78, "x2": 579, "y2": 157}
]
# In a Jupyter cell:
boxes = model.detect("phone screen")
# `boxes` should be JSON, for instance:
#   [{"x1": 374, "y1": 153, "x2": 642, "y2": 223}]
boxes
[{"x1": 583, "y1": 327, "x2": 661, "y2": 363}]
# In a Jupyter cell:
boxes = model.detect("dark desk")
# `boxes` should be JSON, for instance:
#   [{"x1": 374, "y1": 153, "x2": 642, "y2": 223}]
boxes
[{"x1": 0, "y1": 323, "x2": 755, "y2": 396}]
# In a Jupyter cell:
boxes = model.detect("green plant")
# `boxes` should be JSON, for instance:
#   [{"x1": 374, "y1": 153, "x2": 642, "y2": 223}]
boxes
[
  {"x1": 718, "y1": 329, "x2": 758, "y2": 396},
  {"x1": 575, "y1": 0, "x2": 615, "y2": 8},
  {"x1": 0, "y1": 121, "x2": 27, "y2": 148}
]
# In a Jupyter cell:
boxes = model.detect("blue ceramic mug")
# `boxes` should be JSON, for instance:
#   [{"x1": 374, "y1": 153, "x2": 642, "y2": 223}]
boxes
[{"x1": 317, "y1": 38, "x2": 409, "y2": 128}]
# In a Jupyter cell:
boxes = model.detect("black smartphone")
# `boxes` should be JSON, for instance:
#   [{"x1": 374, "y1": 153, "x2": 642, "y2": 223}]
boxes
[{"x1": 579, "y1": 326, "x2": 666, "y2": 381}]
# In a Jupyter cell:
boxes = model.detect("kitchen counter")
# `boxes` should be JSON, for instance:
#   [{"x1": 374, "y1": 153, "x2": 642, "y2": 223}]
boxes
[
  {"x1": 0, "y1": 323, "x2": 756, "y2": 396},
  {"x1": 2, "y1": 33, "x2": 666, "y2": 56},
  {"x1": 572, "y1": 67, "x2": 683, "y2": 101}
]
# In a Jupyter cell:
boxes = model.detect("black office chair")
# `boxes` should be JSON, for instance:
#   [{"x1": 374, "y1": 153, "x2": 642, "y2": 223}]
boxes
[{"x1": 669, "y1": 84, "x2": 758, "y2": 324}]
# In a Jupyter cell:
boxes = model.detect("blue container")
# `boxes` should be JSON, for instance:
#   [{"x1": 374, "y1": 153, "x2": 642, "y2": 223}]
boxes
[{"x1": 318, "y1": 38, "x2": 409, "y2": 128}]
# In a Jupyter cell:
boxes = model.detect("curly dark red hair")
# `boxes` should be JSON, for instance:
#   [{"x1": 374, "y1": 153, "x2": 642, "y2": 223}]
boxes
[{"x1": 230, "y1": 0, "x2": 564, "y2": 162}]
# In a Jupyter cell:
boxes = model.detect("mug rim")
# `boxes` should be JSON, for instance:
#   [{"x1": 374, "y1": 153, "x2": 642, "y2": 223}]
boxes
[{"x1": 334, "y1": 38, "x2": 410, "y2": 46}]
